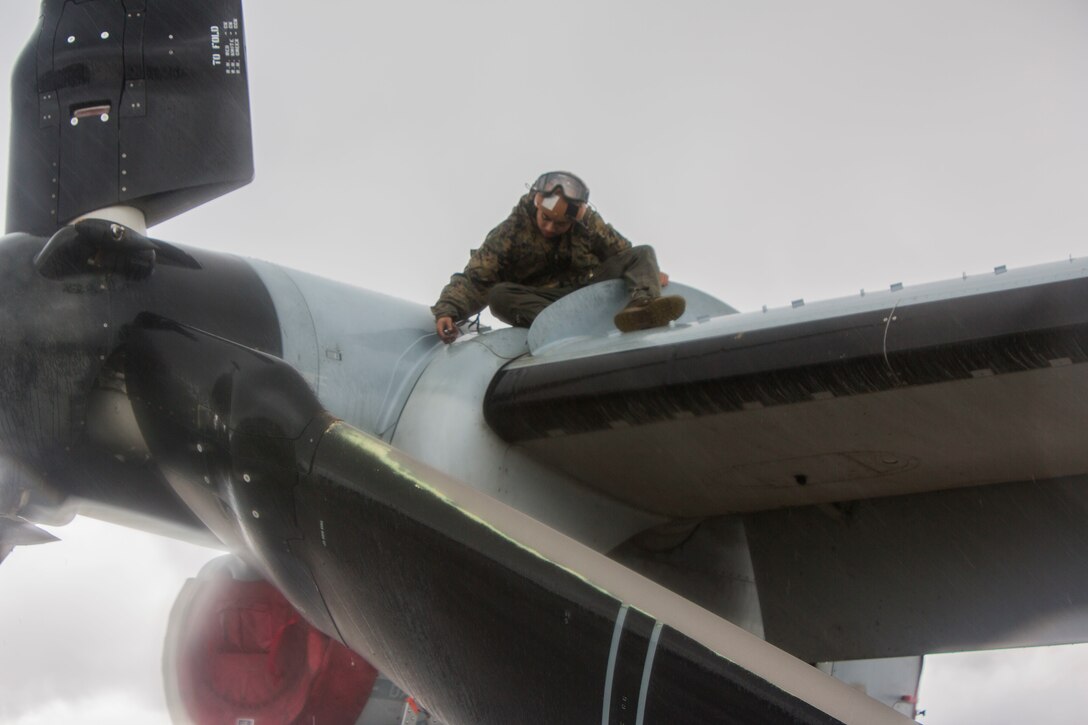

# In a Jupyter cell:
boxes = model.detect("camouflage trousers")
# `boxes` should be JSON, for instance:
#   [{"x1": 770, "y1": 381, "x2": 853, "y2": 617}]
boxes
[{"x1": 488, "y1": 245, "x2": 663, "y2": 327}]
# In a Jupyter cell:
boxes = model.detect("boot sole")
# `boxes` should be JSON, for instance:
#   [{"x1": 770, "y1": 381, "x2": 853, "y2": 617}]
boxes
[{"x1": 614, "y1": 295, "x2": 686, "y2": 332}]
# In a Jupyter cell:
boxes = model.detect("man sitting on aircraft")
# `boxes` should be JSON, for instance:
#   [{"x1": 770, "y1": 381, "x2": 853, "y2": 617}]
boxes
[{"x1": 432, "y1": 171, "x2": 686, "y2": 343}]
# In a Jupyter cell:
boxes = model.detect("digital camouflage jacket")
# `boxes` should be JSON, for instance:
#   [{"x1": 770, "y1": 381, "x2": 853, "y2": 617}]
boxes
[{"x1": 431, "y1": 194, "x2": 633, "y2": 321}]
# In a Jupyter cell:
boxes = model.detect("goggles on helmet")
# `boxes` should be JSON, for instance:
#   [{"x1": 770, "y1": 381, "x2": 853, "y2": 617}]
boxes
[
  {"x1": 536, "y1": 192, "x2": 586, "y2": 222},
  {"x1": 530, "y1": 171, "x2": 590, "y2": 204}
]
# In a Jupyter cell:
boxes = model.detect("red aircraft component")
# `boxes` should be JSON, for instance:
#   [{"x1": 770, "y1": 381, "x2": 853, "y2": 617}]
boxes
[{"x1": 164, "y1": 557, "x2": 377, "y2": 725}]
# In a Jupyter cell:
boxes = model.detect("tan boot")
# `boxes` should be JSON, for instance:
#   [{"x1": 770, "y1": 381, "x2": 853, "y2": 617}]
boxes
[{"x1": 613, "y1": 295, "x2": 686, "y2": 332}]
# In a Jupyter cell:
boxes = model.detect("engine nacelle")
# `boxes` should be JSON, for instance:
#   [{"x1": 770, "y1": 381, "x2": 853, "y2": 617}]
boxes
[{"x1": 164, "y1": 556, "x2": 377, "y2": 725}]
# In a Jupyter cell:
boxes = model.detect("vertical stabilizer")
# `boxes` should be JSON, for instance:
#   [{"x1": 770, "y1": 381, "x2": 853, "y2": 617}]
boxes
[{"x1": 6, "y1": 0, "x2": 253, "y2": 236}]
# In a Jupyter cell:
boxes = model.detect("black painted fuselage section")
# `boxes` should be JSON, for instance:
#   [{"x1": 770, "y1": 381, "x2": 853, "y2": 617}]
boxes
[{"x1": 295, "y1": 436, "x2": 842, "y2": 724}]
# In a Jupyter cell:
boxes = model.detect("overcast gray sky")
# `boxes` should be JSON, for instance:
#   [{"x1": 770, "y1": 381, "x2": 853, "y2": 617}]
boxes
[{"x1": 3, "y1": 1, "x2": 1088, "y2": 723}]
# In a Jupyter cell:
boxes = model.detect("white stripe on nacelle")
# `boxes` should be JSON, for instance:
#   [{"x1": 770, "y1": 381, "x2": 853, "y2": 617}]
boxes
[{"x1": 601, "y1": 604, "x2": 630, "y2": 725}]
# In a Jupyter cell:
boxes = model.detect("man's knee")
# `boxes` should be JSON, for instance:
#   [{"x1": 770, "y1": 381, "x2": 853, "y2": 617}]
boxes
[
  {"x1": 605, "y1": 245, "x2": 657, "y2": 267},
  {"x1": 490, "y1": 283, "x2": 547, "y2": 326},
  {"x1": 627, "y1": 244, "x2": 658, "y2": 264},
  {"x1": 489, "y1": 283, "x2": 566, "y2": 327},
  {"x1": 596, "y1": 245, "x2": 660, "y2": 281},
  {"x1": 488, "y1": 283, "x2": 519, "y2": 324},
  {"x1": 488, "y1": 282, "x2": 515, "y2": 309}
]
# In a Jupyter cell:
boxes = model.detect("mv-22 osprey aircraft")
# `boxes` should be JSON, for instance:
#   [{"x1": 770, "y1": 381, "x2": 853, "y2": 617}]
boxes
[{"x1": 4, "y1": 1, "x2": 1088, "y2": 723}]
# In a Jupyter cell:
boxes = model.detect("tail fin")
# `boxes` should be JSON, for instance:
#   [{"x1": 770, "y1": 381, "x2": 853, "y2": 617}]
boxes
[{"x1": 6, "y1": 0, "x2": 254, "y2": 236}]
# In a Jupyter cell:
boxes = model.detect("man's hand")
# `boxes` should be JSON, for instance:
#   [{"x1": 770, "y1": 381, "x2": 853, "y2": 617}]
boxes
[
  {"x1": 659, "y1": 271, "x2": 670, "y2": 287},
  {"x1": 435, "y1": 316, "x2": 459, "y2": 344}
]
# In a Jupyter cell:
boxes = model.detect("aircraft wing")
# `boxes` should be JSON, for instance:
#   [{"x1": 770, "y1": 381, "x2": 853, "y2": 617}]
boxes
[
  {"x1": 486, "y1": 266, "x2": 1088, "y2": 515},
  {"x1": 481, "y1": 267, "x2": 1088, "y2": 661}
]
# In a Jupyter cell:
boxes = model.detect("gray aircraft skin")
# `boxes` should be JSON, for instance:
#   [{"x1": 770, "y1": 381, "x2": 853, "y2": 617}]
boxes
[{"x1": 4, "y1": 1, "x2": 1087, "y2": 723}]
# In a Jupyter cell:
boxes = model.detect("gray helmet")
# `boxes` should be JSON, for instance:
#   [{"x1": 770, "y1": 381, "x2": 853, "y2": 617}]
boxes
[{"x1": 530, "y1": 171, "x2": 590, "y2": 205}]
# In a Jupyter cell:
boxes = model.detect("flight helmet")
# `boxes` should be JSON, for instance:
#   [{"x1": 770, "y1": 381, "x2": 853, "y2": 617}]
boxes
[{"x1": 530, "y1": 171, "x2": 590, "y2": 221}]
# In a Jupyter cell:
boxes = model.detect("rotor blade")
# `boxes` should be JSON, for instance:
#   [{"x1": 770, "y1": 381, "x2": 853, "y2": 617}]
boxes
[{"x1": 0, "y1": 517, "x2": 59, "y2": 564}]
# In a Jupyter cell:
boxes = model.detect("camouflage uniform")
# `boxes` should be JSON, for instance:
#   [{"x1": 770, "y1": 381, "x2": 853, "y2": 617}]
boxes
[{"x1": 431, "y1": 194, "x2": 663, "y2": 326}]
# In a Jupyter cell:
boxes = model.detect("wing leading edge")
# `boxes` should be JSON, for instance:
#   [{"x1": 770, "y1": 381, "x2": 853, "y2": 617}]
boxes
[{"x1": 484, "y1": 258, "x2": 1088, "y2": 516}]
